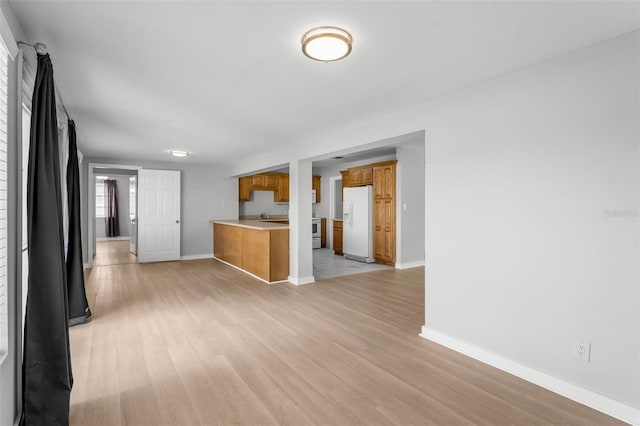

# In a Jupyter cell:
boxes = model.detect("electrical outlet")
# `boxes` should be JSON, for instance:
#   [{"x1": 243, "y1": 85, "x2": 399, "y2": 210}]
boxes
[{"x1": 573, "y1": 340, "x2": 591, "y2": 362}]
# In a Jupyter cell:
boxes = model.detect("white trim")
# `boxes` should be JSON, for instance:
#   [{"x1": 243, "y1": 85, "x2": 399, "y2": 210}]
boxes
[
  {"x1": 96, "y1": 236, "x2": 130, "y2": 242},
  {"x1": 395, "y1": 260, "x2": 425, "y2": 269},
  {"x1": 83, "y1": 263, "x2": 90, "y2": 270},
  {"x1": 0, "y1": 8, "x2": 18, "y2": 59},
  {"x1": 213, "y1": 256, "x2": 288, "y2": 285},
  {"x1": 328, "y1": 175, "x2": 342, "y2": 249},
  {"x1": 420, "y1": 327, "x2": 640, "y2": 425},
  {"x1": 288, "y1": 275, "x2": 315, "y2": 285},
  {"x1": 180, "y1": 253, "x2": 213, "y2": 261}
]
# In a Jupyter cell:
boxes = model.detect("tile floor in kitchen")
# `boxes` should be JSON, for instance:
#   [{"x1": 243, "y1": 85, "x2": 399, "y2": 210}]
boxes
[{"x1": 312, "y1": 248, "x2": 392, "y2": 280}]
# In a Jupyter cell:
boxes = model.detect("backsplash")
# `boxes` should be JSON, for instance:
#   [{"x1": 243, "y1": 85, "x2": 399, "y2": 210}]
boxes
[
  {"x1": 240, "y1": 190, "x2": 289, "y2": 217},
  {"x1": 239, "y1": 190, "x2": 317, "y2": 217}
]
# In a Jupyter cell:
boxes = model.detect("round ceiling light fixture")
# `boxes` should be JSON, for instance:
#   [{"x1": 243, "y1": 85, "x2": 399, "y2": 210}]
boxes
[
  {"x1": 169, "y1": 149, "x2": 190, "y2": 157},
  {"x1": 301, "y1": 26, "x2": 352, "y2": 62}
]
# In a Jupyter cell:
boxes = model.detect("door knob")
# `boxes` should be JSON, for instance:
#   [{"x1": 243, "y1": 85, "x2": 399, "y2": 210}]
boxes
[{"x1": 176, "y1": 220, "x2": 180, "y2": 223}]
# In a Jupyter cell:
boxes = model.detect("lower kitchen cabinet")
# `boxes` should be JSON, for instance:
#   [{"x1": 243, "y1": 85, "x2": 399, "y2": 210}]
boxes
[
  {"x1": 333, "y1": 220, "x2": 343, "y2": 255},
  {"x1": 213, "y1": 223, "x2": 289, "y2": 282}
]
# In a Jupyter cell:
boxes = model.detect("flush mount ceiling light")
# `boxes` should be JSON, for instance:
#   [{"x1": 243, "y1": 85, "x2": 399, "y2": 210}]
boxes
[
  {"x1": 301, "y1": 26, "x2": 352, "y2": 62},
  {"x1": 169, "y1": 150, "x2": 190, "y2": 157}
]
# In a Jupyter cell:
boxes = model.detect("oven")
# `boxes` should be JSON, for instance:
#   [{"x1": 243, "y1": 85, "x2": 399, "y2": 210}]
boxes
[{"x1": 312, "y1": 218, "x2": 321, "y2": 249}]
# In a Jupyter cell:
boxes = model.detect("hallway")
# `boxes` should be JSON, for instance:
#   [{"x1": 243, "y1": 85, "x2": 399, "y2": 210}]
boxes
[{"x1": 92, "y1": 240, "x2": 137, "y2": 267}]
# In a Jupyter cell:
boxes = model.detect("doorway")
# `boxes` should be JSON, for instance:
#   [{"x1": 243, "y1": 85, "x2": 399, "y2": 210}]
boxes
[
  {"x1": 312, "y1": 169, "x2": 392, "y2": 281},
  {"x1": 93, "y1": 170, "x2": 138, "y2": 266},
  {"x1": 88, "y1": 164, "x2": 140, "y2": 267}
]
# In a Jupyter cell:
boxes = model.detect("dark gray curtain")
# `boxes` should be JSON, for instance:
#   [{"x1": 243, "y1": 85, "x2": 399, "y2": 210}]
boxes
[
  {"x1": 22, "y1": 53, "x2": 73, "y2": 425},
  {"x1": 66, "y1": 120, "x2": 91, "y2": 326},
  {"x1": 104, "y1": 179, "x2": 119, "y2": 237}
]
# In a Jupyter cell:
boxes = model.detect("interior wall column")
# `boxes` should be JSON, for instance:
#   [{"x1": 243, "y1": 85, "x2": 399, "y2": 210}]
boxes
[{"x1": 288, "y1": 158, "x2": 314, "y2": 285}]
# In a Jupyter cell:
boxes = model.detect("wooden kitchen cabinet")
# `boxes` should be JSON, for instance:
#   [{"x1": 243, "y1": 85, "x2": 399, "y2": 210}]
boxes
[
  {"x1": 312, "y1": 175, "x2": 321, "y2": 203},
  {"x1": 321, "y1": 218, "x2": 326, "y2": 248},
  {"x1": 251, "y1": 174, "x2": 278, "y2": 190},
  {"x1": 240, "y1": 173, "x2": 316, "y2": 203},
  {"x1": 274, "y1": 175, "x2": 289, "y2": 202},
  {"x1": 214, "y1": 223, "x2": 289, "y2": 282},
  {"x1": 348, "y1": 166, "x2": 373, "y2": 186},
  {"x1": 239, "y1": 176, "x2": 251, "y2": 201},
  {"x1": 242, "y1": 228, "x2": 289, "y2": 282},
  {"x1": 373, "y1": 161, "x2": 397, "y2": 264},
  {"x1": 213, "y1": 223, "x2": 243, "y2": 267},
  {"x1": 340, "y1": 170, "x2": 349, "y2": 199},
  {"x1": 333, "y1": 220, "x2": 343, "y2": 255}
]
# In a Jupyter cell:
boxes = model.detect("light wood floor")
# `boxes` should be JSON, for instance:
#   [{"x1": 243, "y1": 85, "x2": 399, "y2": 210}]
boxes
[
  {"x1": 70, "y1": 258, "x2": 621, "y2": 425},
  {"x1": 93, "y1": 240, "x2": 138, "y2": 266}
]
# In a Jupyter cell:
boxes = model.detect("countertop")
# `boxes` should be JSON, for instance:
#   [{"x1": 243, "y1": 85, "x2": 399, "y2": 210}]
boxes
[{"x1": 210, "y1": 219, "x2": 289, "y2": 231}]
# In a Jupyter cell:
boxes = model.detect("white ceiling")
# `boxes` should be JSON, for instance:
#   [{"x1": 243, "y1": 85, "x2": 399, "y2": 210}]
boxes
[{"x1": 9, "y1": 1, "x2": 639, "y2": 167}]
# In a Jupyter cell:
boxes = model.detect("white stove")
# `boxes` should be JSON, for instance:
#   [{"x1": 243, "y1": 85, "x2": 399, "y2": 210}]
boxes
[{"x1": 312, "y1": 218, "x2": 321, "y2": 249}]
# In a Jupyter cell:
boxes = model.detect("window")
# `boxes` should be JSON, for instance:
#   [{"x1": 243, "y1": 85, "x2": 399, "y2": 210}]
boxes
[
  {"x1": 95, "y1": 177, "x2": 106, "y2": 218},
  {"x1": 0, "y1": 36, "x2": 9, "y2": 356},
  {"x1": 129, "y1": 176, "x2": 136, "y2": 220}
]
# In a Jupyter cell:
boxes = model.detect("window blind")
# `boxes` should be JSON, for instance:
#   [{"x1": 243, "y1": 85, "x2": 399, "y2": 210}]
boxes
[
  {"x1": 95, "y1": 179, "x2": 106, "y2": 218},
  {"x1": 0, "y1": 37, "x2": 9, "y2": 355}
]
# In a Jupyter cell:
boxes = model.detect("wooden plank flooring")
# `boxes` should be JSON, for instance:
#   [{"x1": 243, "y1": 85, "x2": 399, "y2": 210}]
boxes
[
  {"x1": 70, "y1": 253, "x2": 622, "y2": 425},
  {"x1": 93, "y1": 240, "x2": 138, "y2": 266}
]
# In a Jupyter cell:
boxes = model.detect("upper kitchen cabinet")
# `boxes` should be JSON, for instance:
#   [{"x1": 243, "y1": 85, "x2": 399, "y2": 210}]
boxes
[
  {"x1": 312, "y1": 175, "x2": 321, "y2": 203},
  {"x1": 347, "y1": 166, "x2": 373, "y2": 186},
  {"x1": 251, "y1": 174, "x2": 278, "y2": 190},
  {"x1": 238, "y1": 172, "x2": 319, "y2": 203},
  {"x1": 274, "y1": 175, "x2": 289, "y2": 202},
  {"x1": 239, "y1": 176, "x2": 251, "y2": 201},
  {"x1": 340, "y1": 170, "x2": 349, "y2": 200},
  {"x1": 373, "y1": 161, "x2": 396, "y2": 199}
]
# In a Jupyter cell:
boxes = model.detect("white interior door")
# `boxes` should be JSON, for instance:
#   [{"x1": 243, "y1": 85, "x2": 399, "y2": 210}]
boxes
[{"x1": 138, "y1": 169, "x2": 181, "y2": 263}]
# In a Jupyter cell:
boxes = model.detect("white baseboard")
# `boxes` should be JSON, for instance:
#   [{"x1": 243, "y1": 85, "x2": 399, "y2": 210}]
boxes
[
  {"x1": 96, "y1": 236, "x2": 130, "y2": 241},
  {"x1": 420, "y1": 326, "x2": 640, "y2": 425},
  {"x1": 180, "y1": 253, "x2": 213, "y2": 261},
  {"x1": 288, "y1": 275, "x2": 315, "y2": 285},
  {"x1": 395, "y1": 260, "x2": 425, "y2": 269}
]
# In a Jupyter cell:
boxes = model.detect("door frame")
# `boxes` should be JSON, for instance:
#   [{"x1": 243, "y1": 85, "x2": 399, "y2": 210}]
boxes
[
  {"x1": 328, "y1": 175, "x2": 342, "y2": 250},
  {"x1": 87, "y1": 163, "x2": 142, "y2": 268}
]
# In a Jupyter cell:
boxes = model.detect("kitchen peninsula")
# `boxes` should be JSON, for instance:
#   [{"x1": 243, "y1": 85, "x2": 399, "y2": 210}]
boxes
[{"x1": 211, "y1": 219, "x2": 289, "y2": 283}]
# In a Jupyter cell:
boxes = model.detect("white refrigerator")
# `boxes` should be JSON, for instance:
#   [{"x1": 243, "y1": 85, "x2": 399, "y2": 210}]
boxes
[{"x1": 342, "y1": 185, "x2": 375, "y2": 263}]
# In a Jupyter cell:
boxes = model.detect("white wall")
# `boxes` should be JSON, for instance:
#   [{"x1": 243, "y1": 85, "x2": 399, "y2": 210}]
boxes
[
  {"x1": 233, "y1": 32, "x2": 640, "y2": 413},
  {"x1": 422, "y1": 32, "x2": 639, "y2": 411},
  {"x1": 396, "y1": 139, "x2": 425, "y2": 267},
  {"x1": 82, "y1": 158, "x2": 238, "y2": 260},
  {"x1": 95, "y1": 174, "x2": 130, "y2": 238}
]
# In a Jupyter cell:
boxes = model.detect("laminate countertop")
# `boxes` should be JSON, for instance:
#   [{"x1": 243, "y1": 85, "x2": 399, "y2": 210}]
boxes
[{"x1": 210, "y1": 219, "x2": 289, "y2": 231}]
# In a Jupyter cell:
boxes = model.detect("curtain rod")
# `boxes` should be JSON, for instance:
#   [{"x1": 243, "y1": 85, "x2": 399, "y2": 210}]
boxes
[{"x1": 17, "y1": 40, "x2": 74, "y2": 123}]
